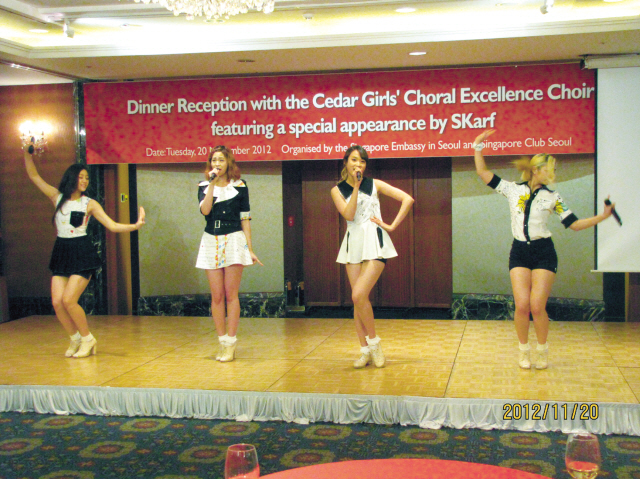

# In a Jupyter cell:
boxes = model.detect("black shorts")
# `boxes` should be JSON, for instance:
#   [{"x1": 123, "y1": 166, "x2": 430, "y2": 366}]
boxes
[
  {"x1": 509, "y1": 238, "x2": 558, "y2": 273},
  {"x1": 52, "y1": 269, "x2": 95, "y2": 280}
]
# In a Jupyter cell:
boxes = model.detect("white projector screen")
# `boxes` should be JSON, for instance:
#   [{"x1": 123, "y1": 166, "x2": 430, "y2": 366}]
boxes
[{"x1": 596, "y1": 67, "x2": 640, "y2": 272}]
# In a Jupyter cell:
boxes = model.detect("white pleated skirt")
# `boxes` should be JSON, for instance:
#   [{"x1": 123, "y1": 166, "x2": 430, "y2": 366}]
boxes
[{"x1": 195, "y1": 230, "x2": 253, "y2": 270}]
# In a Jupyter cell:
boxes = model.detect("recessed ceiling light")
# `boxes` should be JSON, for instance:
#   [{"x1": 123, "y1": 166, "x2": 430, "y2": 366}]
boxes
[
  {"x1": 29, "y1": 29, "x2": 49, "y2": 33},
  {"x1": 396, "y1": 7, "x2": 416, "y2": 13},
  {"x1": 409, "y1": 51, "x2": 427, "y2": 56}
]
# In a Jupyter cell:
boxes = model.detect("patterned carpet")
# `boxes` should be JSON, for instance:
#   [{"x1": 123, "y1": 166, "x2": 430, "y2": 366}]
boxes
[{"x1": 1, "y1": 411, "x2": 640, "y2": 479}]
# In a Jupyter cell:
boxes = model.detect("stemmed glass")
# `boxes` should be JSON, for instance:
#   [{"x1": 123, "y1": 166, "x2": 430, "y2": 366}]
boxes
[
  {"x1": 225, "y1": 443, "x2": 260, "y2": 479},
  {"x1": 565, "y1": 433, "x2": 601, "y2": 479}
]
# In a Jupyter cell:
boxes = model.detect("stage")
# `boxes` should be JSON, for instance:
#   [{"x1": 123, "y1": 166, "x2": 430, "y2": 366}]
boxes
[{"x1": 1, "y1": 316, "x2": 639, "y2": 435}]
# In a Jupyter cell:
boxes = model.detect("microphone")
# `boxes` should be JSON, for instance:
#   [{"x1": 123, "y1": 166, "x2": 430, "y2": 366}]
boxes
[
  {"x1": 604, "y1": 198, "x2": 622, "y2": 226},
  {"x1": 209, "y1": 168, "x2": 220, "y2": 181},
  {"x1": 356, "y1": 171, "x2": 362, "y2": 181}
]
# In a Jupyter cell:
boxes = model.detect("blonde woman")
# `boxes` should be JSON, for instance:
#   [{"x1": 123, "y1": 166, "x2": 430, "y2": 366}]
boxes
[
  {"x1": 196, "y1": 146, "x2": 262, "y2": 363},
  {"x1": 331, "y1": 145, "x2": 414, "y2": 369},
  {"x1": 471, "y1": 130, "x2": 614, "y2": 369}
]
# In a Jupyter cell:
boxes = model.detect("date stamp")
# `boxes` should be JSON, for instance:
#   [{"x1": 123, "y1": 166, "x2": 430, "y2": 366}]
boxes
[{"x1": 503, "y1": 403, "x2": 599, "y2": 421}]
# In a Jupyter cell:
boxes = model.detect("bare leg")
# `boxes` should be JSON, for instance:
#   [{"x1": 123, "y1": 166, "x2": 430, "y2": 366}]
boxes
[
  {"x1": 530, "y1": 269, "x2": 556, "y2": 345},
  {"x1": 510, "y1": 267, "x2": 533, "y2": 344},
  {"x1": 52, "y1": 275, "x2": 92, "y2": 337},
  {"x1": 206, "y1": 269, "x2": 227, "y2": 336},
  {"x1": 348, "y1": 260, "x2": 385, "y2": 339},
  {"x1": 346, "y1": 263, "x2": 367, "y2": 346},
  {"x1": 222, "y1": 264, "x2": 244, "y2": 337},
  {"x1": 52, "y1": 276, "x2": 77, "y2": 336}
]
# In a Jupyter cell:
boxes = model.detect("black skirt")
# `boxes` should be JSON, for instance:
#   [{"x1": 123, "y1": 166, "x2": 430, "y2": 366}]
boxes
[{"x1": 49, "y1": 236, "x2": 102, "y2": 275}]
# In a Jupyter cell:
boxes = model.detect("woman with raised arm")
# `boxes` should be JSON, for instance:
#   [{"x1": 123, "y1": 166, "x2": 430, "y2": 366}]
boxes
[
  {"x1": 23, "y1": 144, "x2": 145, "y2": 358},
  {"x1": 331, "y1": 145, "x2": 414, "y2": 369},
  {"x1": 196, "y1": 146, "x2": 262, "y2": 363},
  {"x1": 471, "y1": 130, "x2": 614, "y2": 369}
]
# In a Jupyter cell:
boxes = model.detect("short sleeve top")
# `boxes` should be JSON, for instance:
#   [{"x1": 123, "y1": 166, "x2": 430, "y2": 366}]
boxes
[
  {"x1": 488, "y1": 174, "x2": 578, "y2": 242},
  {"x1": 198, "y1": 179, "x2": 250, "y2": 235}
]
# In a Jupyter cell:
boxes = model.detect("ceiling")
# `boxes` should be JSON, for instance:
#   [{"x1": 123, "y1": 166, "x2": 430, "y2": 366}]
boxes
[{"x1": 0, "y1": 0, "x2": 639, "y2": 85}]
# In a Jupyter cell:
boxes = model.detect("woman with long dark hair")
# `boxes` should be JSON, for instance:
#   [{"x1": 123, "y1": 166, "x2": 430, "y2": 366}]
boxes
[
  {"x1": 23, "y1": 144, "x2": 145, "y2": 358},
  {"x1": 331, "y1": 145, "x2": 414, "y2": 369},
  {"x1": 471, "y1": 129, "x2": 614, "y2": 369},
  {"x1": 196, "y1": 146, "x2": 262, "y2": 363}
]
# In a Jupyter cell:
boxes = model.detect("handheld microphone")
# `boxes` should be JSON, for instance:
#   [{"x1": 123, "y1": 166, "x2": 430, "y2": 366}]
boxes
[
  {"x1": 356, "y1": 171, "x2": 362, "y2": 181},
  {"x1": 209, "y1": 168, "x2": 220, "y2": 181},
  {"x1": 604, "y1": 198, "x2": 622, "y2": 226}
]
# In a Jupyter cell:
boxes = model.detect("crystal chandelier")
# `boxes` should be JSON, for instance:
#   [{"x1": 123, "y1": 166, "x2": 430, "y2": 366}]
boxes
[{"x1": 133, "y1": 0, "x2": 275, "y2": 19}]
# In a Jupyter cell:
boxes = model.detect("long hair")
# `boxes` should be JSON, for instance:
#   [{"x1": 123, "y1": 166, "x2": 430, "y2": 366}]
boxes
[
  {"x1": 52, "y1": 164, "x2": 88, "y2": 224},
  {"x1": 513, "y1": 153, "x2": 556, "y2": 184},
  {"x1": 205, "y1": 145, "x2": 241, "y2": 182},
  {"x1": 340, "y1": 145, "x2": 369, "y2": 182}
]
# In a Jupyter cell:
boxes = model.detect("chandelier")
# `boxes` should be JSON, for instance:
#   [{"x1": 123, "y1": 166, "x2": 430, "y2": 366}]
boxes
[{"x1": 133, "y1": 0, "x2": 275, "y2": 19}]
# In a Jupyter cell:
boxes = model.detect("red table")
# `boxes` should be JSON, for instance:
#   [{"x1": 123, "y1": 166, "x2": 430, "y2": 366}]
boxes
[{"x1": 261, "y1": 458, "x2": 550, "y2": 479}]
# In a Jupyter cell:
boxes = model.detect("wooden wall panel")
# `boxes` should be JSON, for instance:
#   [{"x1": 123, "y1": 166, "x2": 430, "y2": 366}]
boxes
[
  {"x1": 302, "y1": 161, "x2": 342, "y2": 306},
  {"x1": 377, "y1": 158, "x2": 414, "y2": 307},
  {"x1": 628, "y1": 273, "x2": 640, "y2": 322},
  {"x1": 414, "y1": 158, "x2": 452, "y2": 308},
  {"x1": 282, "y1": 161, "x2": 304, "y2": 298},
  {"x1": 0, "y1": 84, "x2": 76, "y2": 298}
]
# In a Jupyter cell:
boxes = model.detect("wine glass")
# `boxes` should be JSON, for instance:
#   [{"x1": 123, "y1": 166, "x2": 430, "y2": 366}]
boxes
[
  {"x1": 565, "y1": 433, "x2": 601, "y2": 479},
  {"x1": 225, "y1": 443, "x2": 260, "y2": 479}
]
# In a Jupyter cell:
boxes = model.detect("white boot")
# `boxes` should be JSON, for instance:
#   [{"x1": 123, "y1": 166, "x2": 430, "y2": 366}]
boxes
[
  {"x1": 353, "y1": 347, "x2": 371, "y2": 369},
  {"x1": 367, "y1": 336, "x2": 385, "y2": 368},
  {"x1": 518, "y1": 343, "x2": 531, "y2": 369}
]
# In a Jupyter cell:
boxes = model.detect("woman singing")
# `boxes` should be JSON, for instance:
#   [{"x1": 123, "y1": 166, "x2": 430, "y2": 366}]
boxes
[
  {"x1": 331, "y1": 145, "x2": 414, "y2": 369},
  {"x1": 471, "y1": 130, "x2": 614, "y2": 369},
  {"x1": 196, "y1": 146, "x2": 262, "y2": 363},
  {"x1": 23, "y1": 144, "x2": 145, "y2": 358}
]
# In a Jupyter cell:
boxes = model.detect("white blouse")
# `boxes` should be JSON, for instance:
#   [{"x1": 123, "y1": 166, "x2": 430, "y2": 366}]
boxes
[{"x1": 488, "y1": 175, "x2": 578, "y2": 242}]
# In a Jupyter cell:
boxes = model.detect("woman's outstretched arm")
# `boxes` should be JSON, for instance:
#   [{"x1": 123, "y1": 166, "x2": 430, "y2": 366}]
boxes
[
  {"x1": 88, "y1": 201, "x2": 146, "y2": 233},
  {"x1": 23, "y1": 146, "x2": 59, "y2": 204}
]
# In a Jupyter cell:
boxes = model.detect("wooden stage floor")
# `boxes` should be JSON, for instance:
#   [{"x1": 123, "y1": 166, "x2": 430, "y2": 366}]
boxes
[{"x1": 1, "y1": 315, "x2": 639, "y2": 405}]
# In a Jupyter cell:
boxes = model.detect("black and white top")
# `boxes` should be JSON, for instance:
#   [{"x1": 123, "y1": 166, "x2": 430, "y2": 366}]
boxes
[
  {"x1": 336, "y1": 177, "x2": 398, "y2": 264},
  {"x1": 198, "y1": 179, "x2": 251, "y2": 235},
  {"x1": 488, "y1": 174, "x2": 578, "y2": 242},
  {"x1": 195, "y1": 179, "x2": 253, "y2": 270},
  {"x1": 54, "y1": 194, "x2": 91, "y2": 238}
]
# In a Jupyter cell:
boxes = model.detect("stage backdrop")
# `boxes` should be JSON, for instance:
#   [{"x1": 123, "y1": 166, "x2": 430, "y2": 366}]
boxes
[{"x1": 84, "y1": 63, "x2": 594, "y2": 164}]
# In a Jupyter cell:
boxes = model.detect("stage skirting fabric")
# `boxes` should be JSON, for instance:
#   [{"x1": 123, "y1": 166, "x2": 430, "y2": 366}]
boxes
[{"x1": 1, "y1": 385, "x2": 638, "y2": 436}]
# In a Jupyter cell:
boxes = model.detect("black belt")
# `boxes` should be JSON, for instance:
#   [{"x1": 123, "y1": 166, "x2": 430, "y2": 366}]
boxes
[{"x1": 208, "y1": 219, "x2": 242, "y2": 236}]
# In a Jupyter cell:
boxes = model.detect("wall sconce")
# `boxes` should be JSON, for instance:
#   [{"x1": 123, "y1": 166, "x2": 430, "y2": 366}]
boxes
[{"x1": 19, "y1": 121, "x2": 50, "y2": 155}]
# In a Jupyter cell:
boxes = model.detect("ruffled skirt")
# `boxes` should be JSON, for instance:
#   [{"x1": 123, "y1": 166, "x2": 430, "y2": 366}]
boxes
[
  {"x1": 49, "y1": 236, "x2": 102, "y2": 276},
  {"x1": 336, "y1": 222, "x2": 397, "y2": 264},
  {"x1": 196, "y1": 230, "x2": 253, "y2": 270}
]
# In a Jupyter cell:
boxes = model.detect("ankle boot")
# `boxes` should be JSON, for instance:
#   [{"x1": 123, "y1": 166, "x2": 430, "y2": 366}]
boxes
[
  {"x1": 219, "y1": 343, "x2": 236, "y2": 362},
  {"x1": 353, "y1": 350, "x2": 371, "y2": 369},
  {"x1": 215, "y1": 342, "x2": 225, "y2": 361},
  {"x1": 73, "y1": 337, "x2": 97, "y2": 358},
  {"x1": 369, "y1": 343, "x2": 385, "y2": 368},
  {"x1": 65, "y1": 338, "x2": 82, "y2": 358},
  {"x1": 518, "y1": 349, "x2": 531, "y2": 369},
  {"x1": 536, "y1": 348, "x2": 548, "y2": 369}
]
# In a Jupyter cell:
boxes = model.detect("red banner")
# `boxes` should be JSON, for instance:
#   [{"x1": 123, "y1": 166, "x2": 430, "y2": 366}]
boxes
[{"x1": 84, "y1": 63, "x2": 594, "y2": 164}]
